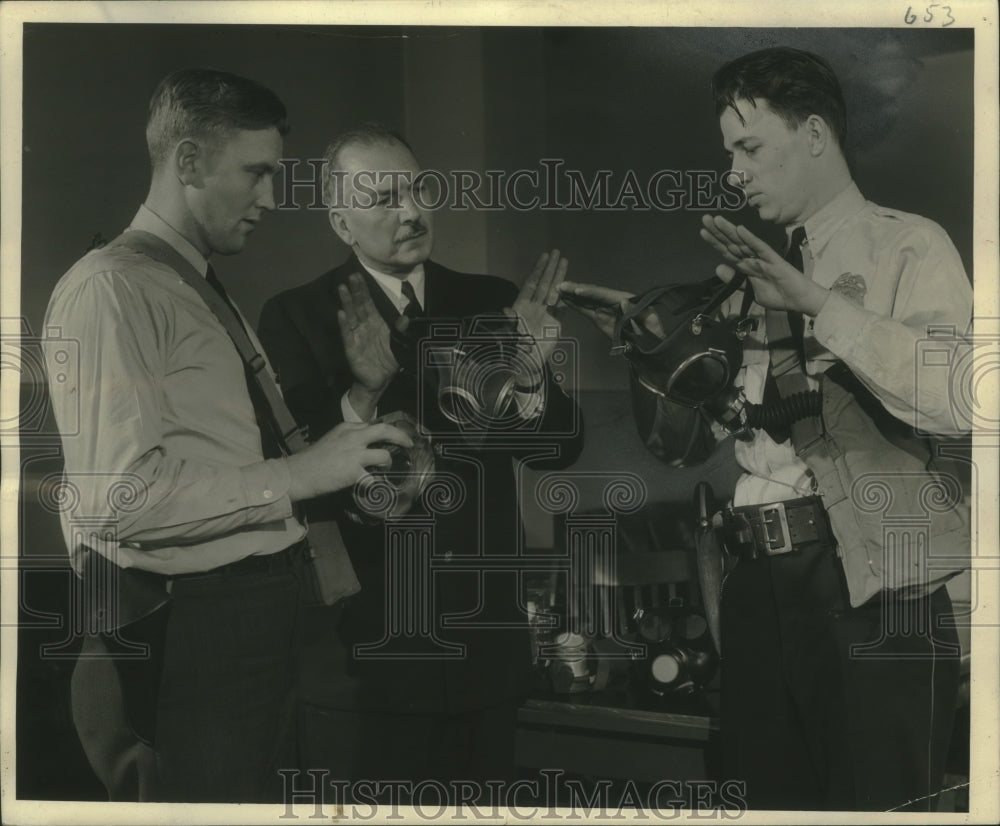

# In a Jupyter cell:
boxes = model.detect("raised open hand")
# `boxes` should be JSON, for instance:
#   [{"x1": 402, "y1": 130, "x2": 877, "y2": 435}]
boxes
[
  {"x1": 338, "y1": 273, "x2": 399, "y2": 392},
  {"x1": 505, "y1": 250, "x2": 570, "y2": 383},
  {"x1": 700, "y1": 215, "x2": 829, "y2": 315}
]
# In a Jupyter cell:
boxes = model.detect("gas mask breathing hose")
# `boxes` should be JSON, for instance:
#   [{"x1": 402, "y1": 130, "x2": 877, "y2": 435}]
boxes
[{"x1": 615, "y1": 272, "x2": 823, "y2": 441}]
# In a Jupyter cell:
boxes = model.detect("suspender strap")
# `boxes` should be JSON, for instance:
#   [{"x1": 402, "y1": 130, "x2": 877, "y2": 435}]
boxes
[
  {"x1": 764, "y1": 307, "x2": 805, "y2": 383},
  {"x1": 109, "y1": 230, "x2": 359, "y2": 606},
  {"x1": 114, "y1": 230, "x2": 308, "y2": 452},
  {"x1": 765, "y1": 308, "x2": 825, "y2": 456}
]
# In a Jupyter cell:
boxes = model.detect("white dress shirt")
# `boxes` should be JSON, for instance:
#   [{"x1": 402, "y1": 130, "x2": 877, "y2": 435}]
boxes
[{"x1": 43, "y1": 205, "x2": 306, "y2": 574}]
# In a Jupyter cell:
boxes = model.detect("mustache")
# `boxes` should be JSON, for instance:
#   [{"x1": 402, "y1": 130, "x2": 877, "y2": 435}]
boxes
[{"x1": 396, "y1": 221, "x2": 428, "y2": 242}]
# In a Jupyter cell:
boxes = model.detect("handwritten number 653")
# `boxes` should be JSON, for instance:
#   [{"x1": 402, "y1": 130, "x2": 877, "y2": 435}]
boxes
[{"x1": 905, "y1": 4, "x2": 956, "y2": 26}]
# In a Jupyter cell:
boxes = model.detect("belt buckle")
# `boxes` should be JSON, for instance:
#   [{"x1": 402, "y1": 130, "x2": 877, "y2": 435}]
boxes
[{"x1": 759, "y1": 502, "x2": 793, "y2": 555}]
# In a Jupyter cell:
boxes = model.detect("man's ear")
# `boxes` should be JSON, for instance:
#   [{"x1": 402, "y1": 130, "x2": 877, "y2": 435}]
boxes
[
  {"x1": 804, "y1": 114, "x2": 831, "y2": 157},
  {"x1": 328, "y1": 208, "x2": 353, "y2": 246},
  {"x1": 174, "y1": 139, "x2": 204, "y2": 186}
]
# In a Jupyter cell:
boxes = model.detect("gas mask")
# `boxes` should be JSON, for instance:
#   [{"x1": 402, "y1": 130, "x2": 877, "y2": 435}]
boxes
[
  {"x1": 611, "y1": 274, "x2": 819, "y2": 442},
  {"x1": 611, "y1": 274, "x2": 756, "y2": 439}
]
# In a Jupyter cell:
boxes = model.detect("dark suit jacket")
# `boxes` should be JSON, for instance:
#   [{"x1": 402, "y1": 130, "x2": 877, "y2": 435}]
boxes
[{"x1": 258, "y1": 255, "x2": 584, "y2": 714}]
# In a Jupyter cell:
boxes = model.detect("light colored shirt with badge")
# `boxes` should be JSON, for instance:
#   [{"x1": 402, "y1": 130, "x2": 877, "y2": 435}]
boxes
[{"x1": 727, "y1": 181, "x2": 973, "y2": 508}]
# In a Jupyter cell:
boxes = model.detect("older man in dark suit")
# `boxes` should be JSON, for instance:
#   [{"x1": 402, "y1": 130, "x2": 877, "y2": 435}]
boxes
[{"x1": 258, "y1": 124, "x2": 583, "y2": 802}]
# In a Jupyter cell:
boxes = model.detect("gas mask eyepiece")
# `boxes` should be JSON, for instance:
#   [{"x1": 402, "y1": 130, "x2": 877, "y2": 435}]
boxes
[
  {"x1": 611, "y1": 276, "x2": 751, "y2": 410},
  {"x1": 611, "y1": 274, "x2": 822, "y2": 443}
]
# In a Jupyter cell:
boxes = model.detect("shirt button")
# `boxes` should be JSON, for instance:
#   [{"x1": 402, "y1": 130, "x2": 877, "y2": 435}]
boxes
[{"x1": 262, "y1": 489, "x2": 274, "y2": 500}]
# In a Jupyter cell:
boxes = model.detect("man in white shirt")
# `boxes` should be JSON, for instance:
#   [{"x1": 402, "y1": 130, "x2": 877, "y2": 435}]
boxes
[
  {"x1": 561, "y1": 47, "x2": 971, "y2": 811},
  {"x1": 44, "y1": 69, "x2": 410, "y2": 803}
]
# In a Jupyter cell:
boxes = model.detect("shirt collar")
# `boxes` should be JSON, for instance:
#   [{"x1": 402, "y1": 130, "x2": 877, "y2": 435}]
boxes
[
  {"x1": 130, "y1": 204, "x2": 210, "y2": 277},
  {"x1": 357, "y1": 260, "x2": 426, "y2": 310},
  {"x1": 793, "y1": 181, "x2": 867, "y2": 257}
]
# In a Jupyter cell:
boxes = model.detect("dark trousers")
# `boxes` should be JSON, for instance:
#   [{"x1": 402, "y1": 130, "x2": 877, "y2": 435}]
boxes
[
  {"x1": 298, "y1": 700, "x2": 521, "y2": 804},
  {"x1": 720, "y1": 542, "x2": 960, "y2": 811},
  {"x1": 71, "y1": 560, "x2": 306, "y2": 802}
]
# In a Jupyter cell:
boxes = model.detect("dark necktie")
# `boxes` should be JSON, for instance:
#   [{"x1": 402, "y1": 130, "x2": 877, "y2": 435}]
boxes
[
  {"x1": 784, "y1": 226, "x2": 807, "y2": 352},
  {"x1": 400, "y1": 279, "x2": 422, "y2": 319},
  {"x1": 206, "y1": 264, "x2": 244, "y2": 329},
  {"x1": 206, "y1": 265, "x2": 284, "y2": 459},
  {"x1": 761, "y1": 226, "x2": 808, "y2": 442}
]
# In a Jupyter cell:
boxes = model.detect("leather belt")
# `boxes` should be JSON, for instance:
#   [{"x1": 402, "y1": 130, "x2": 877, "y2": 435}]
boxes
[
  {"x1": 720, "y1": 496, "x2": 832, "y2": 560},
  {"x1": 170, "y1": 538, "x2": 310, "y2": 582}
]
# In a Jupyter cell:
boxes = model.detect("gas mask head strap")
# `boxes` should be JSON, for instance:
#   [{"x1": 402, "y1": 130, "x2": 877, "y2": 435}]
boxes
[{"x1": 611, "y1": 272, "x2": 752, "y2": 359}]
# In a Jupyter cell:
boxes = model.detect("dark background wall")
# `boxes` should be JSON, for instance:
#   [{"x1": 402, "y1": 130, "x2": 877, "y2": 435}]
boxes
[
  {"x1": 21, "y1": 25, "x2": 975, "y2": 338},
  {"x1": 15, "y1": 24, "x2": 974, "y2": 799}
]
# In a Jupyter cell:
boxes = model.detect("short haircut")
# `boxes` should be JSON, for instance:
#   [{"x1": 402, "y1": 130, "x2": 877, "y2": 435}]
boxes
[
  {"x1": 146, "y1": 68, "x2": 289, "y2": 167},
  {"x1": 712, "y1": 47, "x2": 847, "y2": 149},
  {"x1": 322, "y1": 122, "x2": 413, "y2": 206}
]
